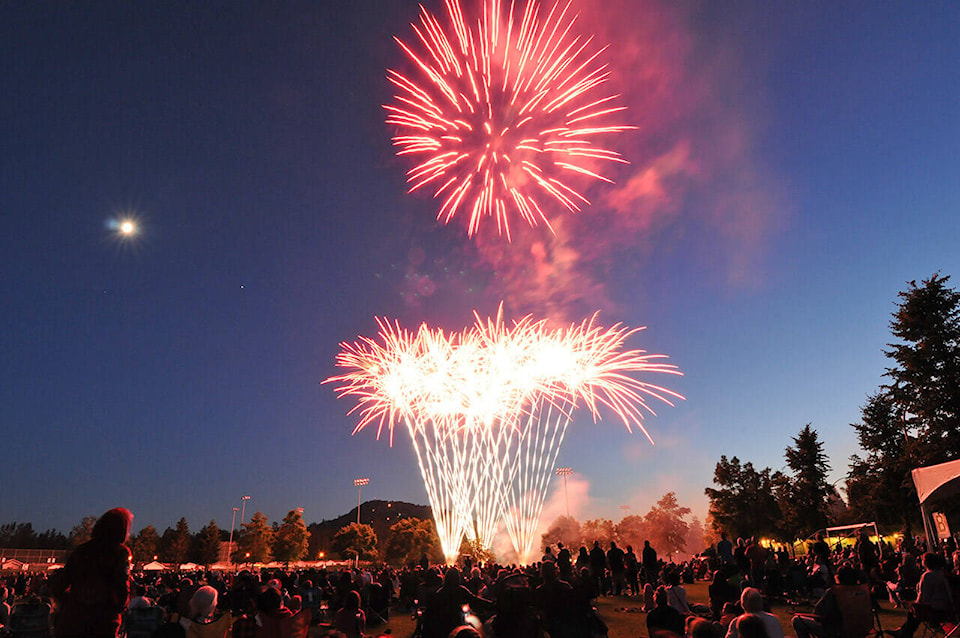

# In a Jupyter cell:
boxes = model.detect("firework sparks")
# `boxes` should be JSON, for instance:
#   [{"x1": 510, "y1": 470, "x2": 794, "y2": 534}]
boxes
[
  {"x1": 385, "y1": 0, "x2": 634, "y2": 240},
  {"x1": 325, "y1": 307, "x2": 682, "y2": 563}
]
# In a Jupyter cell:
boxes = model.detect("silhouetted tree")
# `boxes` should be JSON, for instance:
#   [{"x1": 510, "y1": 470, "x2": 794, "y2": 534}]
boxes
[
  {"x1": 130, "y1": 525, "x2": 161, "y2": 563},
  {"x1": 779, "y1": 424, "x2": 833, "y2": 538},
  {"x1": 847, "y1": 391, "x2": 919, "y2": 530},
  {"x1": 705, "y1": 456, "x2": 782, "y2": 540},
  {"x1": 160, "y1": 518, "x2": 191, "y2": 564},
  {"x1": 234, "y1": 512, "x2": 273, "y2": 564},
  {"x1": 192, "y1": 521, "x2": 222, "y2": 566},
  {"x1": 885, "y1": 273, "x2": 960, "y2": 463},
  {"x1": 68, "y1": 516, "x2": 97, "y2": 547}
]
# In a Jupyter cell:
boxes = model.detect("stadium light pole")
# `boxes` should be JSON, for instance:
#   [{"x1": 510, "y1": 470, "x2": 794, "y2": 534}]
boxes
[
  {"x1": 228, "y1": 507, "x2": 239, "y2": 567},
  {"x1": 240, "y1": 495, "x2": 251, "y2": 527},
  {"x1": 354, "y1": 478, "x2": 370, "y2": 524},
  {"x1": 556, "y1": 468, "x2": 573, "y2": 518}
]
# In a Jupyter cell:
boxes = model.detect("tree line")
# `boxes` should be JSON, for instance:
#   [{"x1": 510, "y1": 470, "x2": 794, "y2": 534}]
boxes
[{"x1": 705, "y1": 273, "x2": 960, "y2": 542}]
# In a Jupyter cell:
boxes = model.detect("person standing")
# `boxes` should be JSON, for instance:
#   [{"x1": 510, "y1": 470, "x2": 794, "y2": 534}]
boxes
[
  {"x1": 642, "y1": 541, "x2": 659, "y2": 586},
  {"x1": 51, "y1": 508, "x2": 134, "y2": 638},
  {"x1": 607, "y1": 542, "x2": 626, "y2": 596}
]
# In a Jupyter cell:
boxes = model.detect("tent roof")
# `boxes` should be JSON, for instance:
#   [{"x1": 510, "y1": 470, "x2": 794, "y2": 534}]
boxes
[{"x1": 912, "y1": 458, "x2": 960, "y2": 505}]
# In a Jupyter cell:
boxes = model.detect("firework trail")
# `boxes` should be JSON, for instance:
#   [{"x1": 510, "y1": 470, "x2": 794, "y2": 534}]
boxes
[
  {"x1": 325, "y1": 307, "x2": 682, "y2": 563},
  {"x1": 384, "y1": 0, "x2": 634, "y2": 240}
]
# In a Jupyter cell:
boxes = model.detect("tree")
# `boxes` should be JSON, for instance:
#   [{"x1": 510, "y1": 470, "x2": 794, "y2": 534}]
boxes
[
  {"x1": 846, "y1": 391, "x2": 919, "y2": 530},
  {"x1": 235, "y1": 512, "x2": 273, "y2": 564},
  {"x1": 614, "y1": 515, "x2": 649, "y2": 552},
  {"x1": 705, "y1": 456, "x2": 782, "y2": 540},
  {"x1": 458, "y1": 537, "x2": 495, "y2": 565},
  {"x1": 779, "y1": 424, "x2": 833, "y2": 538},
  {"x1": 68, "y1": 516, "x2": 97, "y2": 547},
  {"x1": 581, "y1": 518, "x2": 616, "y2": 547},
  {"x1": 642, "y1": 492, "x2": 690, "y2": 558},
  {"x1": 129, "y1": 525, "x2": 161, "y2": 563},
  {"x1": 273, "y1": 509, "x2": 310, "y2": 564},
  {"x1": 541, "y1": 516, "x2": 583, "y2": 553},
  {"x1": 385, "y1": 518, "x2": 443, "y2": 565},
  {"x1": 160, "y1": 518, "x2": 191, "y2": 565},
  {"x1": 332, "y1": 523, "x2": 378, "y2": 562},
  {"x1": 192, "y1": 521, "x2": 222, "y2": 566},
  {"x1": 885, "y1": 273, "x2": 960, "y2": 464},
  {"x1": 684, "y1": 516, "x2": 708, "y2": 556}
]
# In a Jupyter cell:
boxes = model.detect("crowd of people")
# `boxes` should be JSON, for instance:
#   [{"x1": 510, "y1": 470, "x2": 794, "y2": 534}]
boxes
[{"x1": 2, "y1": 508, "x2": 960, "y2": 638}]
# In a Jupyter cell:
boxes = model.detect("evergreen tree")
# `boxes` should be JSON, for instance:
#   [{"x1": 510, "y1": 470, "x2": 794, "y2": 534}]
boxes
[
  {"x1": 68, "y1": 516, "x2": 97, "y2": 547},
  {"x1": 273, "y1": 509, "x2": 310, "y2": 564},
  {"x1": 705, "y1": 456, "x2": 782, "y2": 540},
  {"x1": 160, "y1": 518, "x2": 191, "y2": 565},
  {"x1": 130, "y1": 525, "x2": 161, "y2": 563},
  {"x1": 234, "y1": 512, "x2": 273, "y2": 564},
  {"x1": 885, "y1": 273, "x2": 960, "y2": 464},
  {"x1": 846, "y1": 391, "x2": 919, "y2": 529},
  {"x1": 192, "y1": 521, "x2": 222, "y2": 566},
  {"x1": 779, "y1": 424, "x2": 833, "y2": 538}
]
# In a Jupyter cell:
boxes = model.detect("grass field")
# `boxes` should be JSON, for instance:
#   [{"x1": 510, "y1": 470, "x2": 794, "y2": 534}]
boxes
[{"x1": 323, "y1": 581, "x2": 907, "y2": 638}]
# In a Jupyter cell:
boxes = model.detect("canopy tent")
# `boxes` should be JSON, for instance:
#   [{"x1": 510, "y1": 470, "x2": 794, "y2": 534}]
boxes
[{"x1": 911, "y1": 458, "x2": 960, "y2": 549}]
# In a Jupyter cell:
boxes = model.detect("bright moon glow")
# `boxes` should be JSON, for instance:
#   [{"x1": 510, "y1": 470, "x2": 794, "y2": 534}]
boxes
[
  {"x1": 385, "y1": 0, "x2": 634, "y2": 240},
  {"x1": 326, "y1": 306, "x2": 683, "y2": 563}
]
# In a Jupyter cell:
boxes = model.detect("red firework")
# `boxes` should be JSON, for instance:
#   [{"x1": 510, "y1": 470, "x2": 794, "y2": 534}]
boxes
[{"x1": 385, "y1": 0, "x2": 633, "y2": 239}]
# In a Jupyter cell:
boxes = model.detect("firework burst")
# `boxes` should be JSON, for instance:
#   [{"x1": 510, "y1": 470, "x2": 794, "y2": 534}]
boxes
[
  {"x1": 325, "y1": 307, "x2": 682, "y2": 563},
  {"x1": 385, "y1": 0, "x2": 634, "y2": 239}
]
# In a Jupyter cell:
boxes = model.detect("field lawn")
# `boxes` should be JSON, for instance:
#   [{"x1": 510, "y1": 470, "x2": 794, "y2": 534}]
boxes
[{"x1": 313, "y1": 580, "x2": 908, "y2": 638}]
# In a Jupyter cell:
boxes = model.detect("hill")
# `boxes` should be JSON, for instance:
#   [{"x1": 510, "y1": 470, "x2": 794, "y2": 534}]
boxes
[{"x1": 307, "y1": 500, "x2": 431, "y2": 559}]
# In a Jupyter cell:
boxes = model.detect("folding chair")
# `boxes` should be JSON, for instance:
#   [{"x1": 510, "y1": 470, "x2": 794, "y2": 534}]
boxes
[
  {"x1": 123, "y1": 606, "x2": 166, "y2": 638},
  {"x1": 8, "y1": 601, "x2": 51, "y2": 638},
  {"x1": 834, "y1": 583, "x2": 883, "y2": 638}
]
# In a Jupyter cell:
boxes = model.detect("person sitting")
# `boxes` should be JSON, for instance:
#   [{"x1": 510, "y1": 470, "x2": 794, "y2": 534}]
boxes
[
  {"x1": 709, "y1": 569, "x2": 738, "y2": 621},
  {"x1": 686, "y1": 616, "x2": 720, "y2": 638},
  {"x1": 665, "y1": 570, "x2": 691, "y2": 615},
  {"x1": 725, "y1": 588, "x2": 783, "y2": 638},
  {"x1": 333, "y1": 590, "x2": 364, "y2": 638},
  {"x1": 647, "y1": 586, "x2": 685, "y2": 638},
  {"x1": 791, "y1": 565, "x2": 857, "y2": 638},
  {"x1": 179, "y1": 586, "x2": 233, "y2": 638},
  {"x1": 891, "y1": 552, "x2": 955, "y2": 638},
  {"x1": 735, "y1": 614, "x2": 769, "y2": 638},
  {"x1": 719, "y1": 603, "x2": 740, "y2": 631}
]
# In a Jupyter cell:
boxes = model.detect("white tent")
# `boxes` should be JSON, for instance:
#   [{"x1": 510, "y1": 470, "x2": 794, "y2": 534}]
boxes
[{"x1": 911, "y1": 458, "x2": 960, "y2": 548}]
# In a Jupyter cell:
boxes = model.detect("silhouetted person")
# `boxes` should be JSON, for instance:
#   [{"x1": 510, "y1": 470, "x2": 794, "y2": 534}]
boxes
[
  {"x1": 642, "y1": 541, "x2": 659, "y2": 585},
  {"x1": 52, "y1": 508, "x2": 134, "y2": 638}
]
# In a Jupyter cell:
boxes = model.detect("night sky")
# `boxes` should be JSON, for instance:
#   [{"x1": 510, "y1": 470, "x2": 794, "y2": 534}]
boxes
[{"x1": 2, "y1": 1, "x2": 958, "y2": 537}]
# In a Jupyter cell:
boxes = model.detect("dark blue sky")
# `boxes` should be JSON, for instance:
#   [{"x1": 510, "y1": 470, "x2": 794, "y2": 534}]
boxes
[{"x1": 2, "y1": 0, "x2": 958, "y2": 537}]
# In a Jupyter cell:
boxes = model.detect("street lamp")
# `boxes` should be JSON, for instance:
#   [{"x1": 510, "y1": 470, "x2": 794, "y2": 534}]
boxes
[
  {"x1": 354, "y1": 478, "x2": 370, "y2": 524},
  {"x1": 228, "y1": 507, "x2": 239, "y2": 567},
  {"x1": 556, "y1": 468, "x2": 573, "y2": 518}
]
